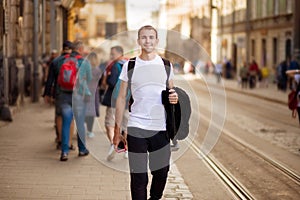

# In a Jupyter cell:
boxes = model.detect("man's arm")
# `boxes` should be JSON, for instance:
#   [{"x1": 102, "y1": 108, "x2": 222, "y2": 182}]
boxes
[
  {"x1": 286, "y1": 69, "x2": 300, "y2": 77},
  {"x1": 113, "y1": 80, "x2": 128, "y2": 148}
]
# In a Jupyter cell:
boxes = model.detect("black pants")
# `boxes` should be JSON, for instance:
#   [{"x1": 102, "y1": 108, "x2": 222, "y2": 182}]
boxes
[{"x1": 127, "y1": 127, "x2": 171, "y2": 200}]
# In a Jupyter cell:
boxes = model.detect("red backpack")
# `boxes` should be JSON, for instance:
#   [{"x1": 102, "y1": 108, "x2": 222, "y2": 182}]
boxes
[{"x1": 57, "y1": 54, "x2": 82, "y2": 91}]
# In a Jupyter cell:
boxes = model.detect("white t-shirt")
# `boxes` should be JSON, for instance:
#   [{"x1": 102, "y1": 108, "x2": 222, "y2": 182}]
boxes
[{"x1": 119, "y1": 55, "x2": 174, "y2": 131}]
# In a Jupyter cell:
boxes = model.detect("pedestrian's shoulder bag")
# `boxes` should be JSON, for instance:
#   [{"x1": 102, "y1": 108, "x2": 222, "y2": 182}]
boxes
[{"x1": 127, "y1": 57, "x2": 191, "y2": 140}]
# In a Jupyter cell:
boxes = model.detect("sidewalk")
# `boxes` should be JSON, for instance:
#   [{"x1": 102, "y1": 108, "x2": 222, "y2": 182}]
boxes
[
  {"x1": 0, "y1": 101, "x2": 192, "y2": 200},
  {"x1": 191, "y1": 73, "x2": 287, "y2": 105}
]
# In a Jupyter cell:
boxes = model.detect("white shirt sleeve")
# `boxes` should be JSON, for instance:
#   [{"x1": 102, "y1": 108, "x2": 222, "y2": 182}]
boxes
[{"x1": 119, "y1": 61, "x2": 129, "y2": 82}]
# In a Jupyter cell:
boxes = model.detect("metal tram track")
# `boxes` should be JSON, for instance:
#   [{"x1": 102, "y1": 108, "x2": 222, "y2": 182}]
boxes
[
  {"x1": 186, "y1": 137, "x2": 255, "y2": 200},
  {"x1": 189, "y1": 81, "x2": 300, "y2": 184},
  {"x1": 201, "y1": 114, "x2": 300, "y2": 185},
  {"x1": 186, "y1": 114, "x2": 300, "y2": 199}
]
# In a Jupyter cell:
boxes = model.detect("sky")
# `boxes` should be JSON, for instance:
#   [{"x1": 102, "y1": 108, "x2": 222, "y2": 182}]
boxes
[{"x1": 126, "y1": 0, "x2": 161, "y2": 30}]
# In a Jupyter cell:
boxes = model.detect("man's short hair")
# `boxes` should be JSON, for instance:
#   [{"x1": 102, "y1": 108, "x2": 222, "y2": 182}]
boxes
[
  {"x1": 111, "y1": 45, "x2": 124, "y2": 55},
  {"x1": 62, "y1": 40, "x2": 73, "y2": 50},
  {"x1": 138, "y1": 25, "x2": 158, "y2": 39},
  {"x1": 73, "y1": 40, "x2": 84, "y2": 51}
]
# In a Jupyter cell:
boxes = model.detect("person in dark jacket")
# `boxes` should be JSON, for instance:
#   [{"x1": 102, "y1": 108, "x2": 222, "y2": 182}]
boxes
[{"x1": 43, "y1": 41, "x2": 75, "y2": 150}]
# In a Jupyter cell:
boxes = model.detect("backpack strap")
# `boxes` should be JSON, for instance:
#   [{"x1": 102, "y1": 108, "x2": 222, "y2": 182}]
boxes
[
  {"x1": 127, "y1": 57, "x2": 136, "y2": 91},
  {"x1": 162, "y1": 58, "x2": 171, "y2": 88},
  {"x1": 127, "y1": 57, "x2": 136, "y2": 112}
]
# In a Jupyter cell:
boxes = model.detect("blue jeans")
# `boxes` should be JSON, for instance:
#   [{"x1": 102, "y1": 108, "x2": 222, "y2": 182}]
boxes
[
  {"x1": 58, "y1": 92, "x2": 73, "y2": 154},
  {"x1": 73, "y1": 94, "x2": 88, "y2": 153}
]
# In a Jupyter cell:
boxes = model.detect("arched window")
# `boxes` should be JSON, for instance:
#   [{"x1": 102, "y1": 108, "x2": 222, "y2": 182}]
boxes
[{"x1": 285, "y1": 39, "x2": 292, "y2": 59}]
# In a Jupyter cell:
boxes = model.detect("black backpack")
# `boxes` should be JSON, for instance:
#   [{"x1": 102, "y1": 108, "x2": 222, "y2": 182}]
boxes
[{"x1": 127, "y1": 57, "x2": 191, "y2": 140}]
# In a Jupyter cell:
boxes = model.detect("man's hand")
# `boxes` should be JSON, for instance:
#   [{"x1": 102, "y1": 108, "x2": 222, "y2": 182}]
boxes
[
  {"x1": 168, "y1": 88, "x2": 178, "y2": 104},
  {"x1": 44, "y1": 96, "x2": 51, "y2": 104},
  {"x1": 113, "y1": 125, "x2": 127, "y2": 151}
]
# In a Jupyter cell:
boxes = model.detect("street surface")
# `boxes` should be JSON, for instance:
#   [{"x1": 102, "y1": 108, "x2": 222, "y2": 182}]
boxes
[
  {"x1": 174, "y1": 74, "x2": 300, "y2": 199},
  {"x1": 0, "y1": 73, "x2": 299, "y2": 199}
]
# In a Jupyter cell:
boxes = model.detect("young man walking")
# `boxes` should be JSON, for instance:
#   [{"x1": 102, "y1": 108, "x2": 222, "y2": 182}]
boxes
[
  {"x1": 102, "y1": 46, "x2": 129, "y2": 161},
  {"x1": 113, "y1": 25, "x2": 178, "y2": 200}
]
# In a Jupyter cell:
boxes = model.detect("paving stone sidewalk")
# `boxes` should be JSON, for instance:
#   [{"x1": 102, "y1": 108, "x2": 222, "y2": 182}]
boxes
[{"x1": 0, "y1": 101, "x2": 192, "y2": 200}]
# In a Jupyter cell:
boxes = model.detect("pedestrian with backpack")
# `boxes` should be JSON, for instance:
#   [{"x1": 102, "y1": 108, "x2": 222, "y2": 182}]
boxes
[
  {"x1": 102, "y1": 46, "x2": 129, "y2": 161},
  {"x1": 50, "y1": 40, "x2": 92, "y2": 161},
  {"x1": 43, "y1": 41, "x2": 76, "y2": 151},
  {"x1": 113, "y1": 25, "x2": 179, "y2": 200}
]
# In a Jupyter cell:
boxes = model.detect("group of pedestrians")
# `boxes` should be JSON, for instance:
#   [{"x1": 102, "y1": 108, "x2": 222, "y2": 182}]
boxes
[
  {"x1": 43, "y1": 40, "x2": 128, "y2": 161},
  {"x1": 238, "y1": 58, "x2": 270, "y2": 89}
]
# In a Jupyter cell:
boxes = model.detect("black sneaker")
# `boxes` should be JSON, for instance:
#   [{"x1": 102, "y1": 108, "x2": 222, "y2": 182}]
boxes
[
  {"x1": 78, "y1": 150, "x2": 89, "y2": 157},
  {"x1": 60, "y1": 153, "x2": 68, "y2": 161}
]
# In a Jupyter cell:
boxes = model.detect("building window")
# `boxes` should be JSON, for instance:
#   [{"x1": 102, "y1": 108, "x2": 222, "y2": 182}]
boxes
[
  {"x1": 256, "y1": 0, "x2": 262, "y2": 18},
  {"x1": 286, "y1": 0, "x2": 292, "y2": 13},
  {"x1": 285, "y1": 39, "x2": 291, "y2": 59},
  {"x1": 273, "y1": 37, "x2": 278, "y2": 65},
  {"x1": 105, "y1": 22, "x2": 118, "y2": 39},
  {"x1": 251, "y1": 39, "x2": 256, "y2": 58},
  {"x1": 251, "y1": 0, "x2": 257, "y2": 19},
  {"x1": 267, "y1": 0, "x2": 273, "y2": 16},
  {"x1": 262, "y1": 39, "x2": 267, "y2": 67},
  {"x1": 279, "y1": 0, "x2": 287, "y2": 14},
  {"x1": 78, "y1": 18, "x2": 87, "y2": 30},
  {"x1": 96, "y1": 17, "x2": 105, "y2": 37},
  {"x1": 262, "y1": 0, "x2": 267, "y2": 18},
  {"x1": 274, "y1": 0, "x2": 279, "y2": 15}
]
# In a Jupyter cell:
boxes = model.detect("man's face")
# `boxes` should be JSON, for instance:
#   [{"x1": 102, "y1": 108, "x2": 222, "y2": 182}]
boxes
[
  {"x1": 110, "y1": 48, "x2": 121, "y2": 60},
  {"x1": 137, "y1": 29, "x2": 159, "y2": 53}
]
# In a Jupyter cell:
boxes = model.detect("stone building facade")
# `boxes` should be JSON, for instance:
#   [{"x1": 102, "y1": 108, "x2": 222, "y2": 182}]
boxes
[
  {"x1": 0, "y1": 0, "x2": 83, "y2": 106},
  {"x1": 213, "y1": 0, "x2": 297, "y2": 78},
  {"x1": 161, "y1": 0, "x2": 211, "y2": 71}
]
